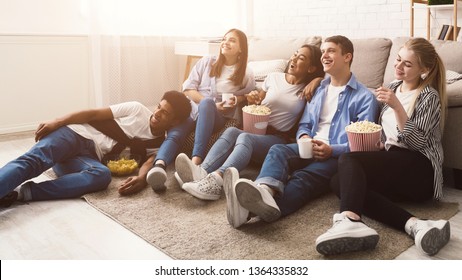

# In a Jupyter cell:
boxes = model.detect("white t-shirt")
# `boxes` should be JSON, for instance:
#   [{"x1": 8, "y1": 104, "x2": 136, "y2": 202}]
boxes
[
  {"x1": 382, "y1": 85, "x2": 417, "y2": 150},
  {"x1": 314, "y1": 84, "x2": 345, "y2": 144},
  {"x1": 216, "y1": 65, "x2": 240, "y2": 98},
  {"x1": 67, "y1": 101, "x2": 161, "y2": 160},
  {"x1": 261, "y1": 72, "x2": 307, "y2": 131}
]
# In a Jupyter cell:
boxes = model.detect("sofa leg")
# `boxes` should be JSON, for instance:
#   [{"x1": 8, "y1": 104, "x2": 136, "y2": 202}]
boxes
[{"x1": 453, "y1": 168, "x2": 462, "y2": 190}]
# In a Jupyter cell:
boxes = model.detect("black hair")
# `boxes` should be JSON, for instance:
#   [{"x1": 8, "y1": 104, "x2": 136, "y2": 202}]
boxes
[
  {"x1": 300, "y1": 44, "x2": 325, "y2": 82},
  {"x1": 161, "y1": 91, "x2": 191, "y2": 122}
]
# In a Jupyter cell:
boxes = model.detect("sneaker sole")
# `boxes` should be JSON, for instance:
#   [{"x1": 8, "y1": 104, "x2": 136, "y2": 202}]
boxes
[
  {"x1": 147, "y1": 170, "x2": 167, "y2": 192},
  {"x1": 175, "y1": 154, "x2": 195, "y2": 184},
  {"x1": 182, "y1": 183, "x2": 220, "y2": 200},
  {"x1": 235, "y1": 180, "x2": 281, "y2": 223},
  {"x1": 174, "y1": 172, "x2": 185, "y2": 188},
  {"x1": 224, "y1": 168, "x2": 248, "y2": 228},
  {"x1": 316, "y1": 235, "x2": 379, "y2": 255},
  {"x1": 419, "y1": 221, "x2": 450, "y2": 256}
]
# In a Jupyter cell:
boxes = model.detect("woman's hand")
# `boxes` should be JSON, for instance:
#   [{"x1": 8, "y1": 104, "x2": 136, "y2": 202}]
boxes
[
  {"x1": 302, "y1": 77, "x2": 323, "y2": 102},
  {"x1": 216, "y1": 100, "x2": 235, "y2": 113},
  {"x1": 118, "y1": 176, "x2": 147, "y2": 196},
  {"x1": 375, "y1": 87, "x2": 401, "y2": 109},
  {"x1": 245, "y1": 90, "x2": 264, "y2": 105}
]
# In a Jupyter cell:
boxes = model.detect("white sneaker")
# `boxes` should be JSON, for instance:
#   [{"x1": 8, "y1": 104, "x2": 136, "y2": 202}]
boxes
[
  {"x1": 146, "y1": 167, "x2": 167, "y2": 191},
  {"x1": 235, "y1": 179, "x2": 281, "y2": 223},
  {"x1": 410, "y1": 219, "x2": 450, "y2": 256},
  {"x1": 315, "y1": 213, "x2": 379, "y2": 255},
  {"x1": 223, "y1": 167, "x2": 249, "y2": 228},
  {"x1": 175, "y1": 153, "x2": 207, "y2": 187},
  {"x1": 182, "y1": 173, "x2": 223, "y2": 200}
]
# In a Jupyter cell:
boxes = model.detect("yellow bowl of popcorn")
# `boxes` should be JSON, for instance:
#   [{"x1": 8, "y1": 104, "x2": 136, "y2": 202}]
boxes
[
  {"x1": 345, "y1": 120, "x2": 382, "y2": 152},
  {"x1": 242, "y1": 105, "x2": 271, "y2": 135},
  {"x1": 105, "y1": 154, "x2": 140, "y2": 176}
]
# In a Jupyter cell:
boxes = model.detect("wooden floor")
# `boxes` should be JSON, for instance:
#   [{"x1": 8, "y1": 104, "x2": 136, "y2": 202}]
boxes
[{"x1": 1, "y1": 131, "x2": 461, "y2": 260}]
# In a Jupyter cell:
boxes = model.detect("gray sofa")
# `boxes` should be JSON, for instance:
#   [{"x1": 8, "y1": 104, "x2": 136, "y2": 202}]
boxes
[{"x1": 247, "y1": 36, "x2": 462, "y2": 188}]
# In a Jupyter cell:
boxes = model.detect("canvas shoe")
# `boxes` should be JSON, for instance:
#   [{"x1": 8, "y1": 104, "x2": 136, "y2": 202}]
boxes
[
  {"x1": 409, "y1": 219, "x2": 450, "y2": 256},
  {"x1": 146, "y1": 166, "x2": 167, "y2": 191},
  {"x1": 0, "y1": 191, "x2": 18, "y2": 208},
  {"x1": 175, "y1": 153, "x2": 207, "y2": 187},
  {"x1": 182, "y1": 172, "x2": 223, "y2": 200},
  {"x1": 235, "y1": 179, "x2": 281, "y2": 223},
  {"x1": 223, "y1": 167, "x2": 250, "y2": 228},
  {"x1": 315, "y1": 213, "x2": 379, "y2": 255}
]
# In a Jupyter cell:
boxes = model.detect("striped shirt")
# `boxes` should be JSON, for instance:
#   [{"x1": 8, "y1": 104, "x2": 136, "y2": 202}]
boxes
[{"x1": 380, "y1": 81, "x2": 444, "y2": 199}]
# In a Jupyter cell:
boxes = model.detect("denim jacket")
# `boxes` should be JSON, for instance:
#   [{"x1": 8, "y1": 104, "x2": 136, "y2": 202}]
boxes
[{"x1": 296, "y1": 73, "x2": 379, "y2": 158}]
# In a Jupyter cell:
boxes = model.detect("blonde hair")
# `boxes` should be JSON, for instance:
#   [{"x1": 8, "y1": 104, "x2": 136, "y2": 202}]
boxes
[{"x1": 403, "y1": 37, "x2": 447, "y2": 131}]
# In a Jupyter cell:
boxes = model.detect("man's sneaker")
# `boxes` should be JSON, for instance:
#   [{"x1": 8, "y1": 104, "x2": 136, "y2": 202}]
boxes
[
  {"x1": 175, "y1": 153, "x2": 207, "y2": 187},
  {"x1": 235, "y1": 179, "x2": 281, "y2": 223},
  {"x1": 223, "y1": 168, "x2": 250, "y2": 228},
  {"x1": 315, "y1": 213, "x2": 379, "y2": 255},
  {"x1": 410, "y1": 219, "x2": 450, "y2": 256},
  {"x1": 0, "y1": 191, "x2": 18, "y2": 208},
  {"x1": 182, "y1": 173, "x2": 223, "y2": 200},
  {"x1": 146, "y1": 167, "x2": 167, "y2": 191}
]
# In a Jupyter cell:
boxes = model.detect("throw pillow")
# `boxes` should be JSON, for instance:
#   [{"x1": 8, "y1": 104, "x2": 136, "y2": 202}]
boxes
[
  {"x1": 447, "y1": 70, "x2": 462, "y2": 84},
  {"x1": 248, "y1": 59, "x2": 288, "y2": 82}
]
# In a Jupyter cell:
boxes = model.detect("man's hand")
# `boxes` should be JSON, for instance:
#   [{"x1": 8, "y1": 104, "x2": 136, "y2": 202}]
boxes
[
  {"x1": 35, "y1": 121, "x2": 61, "y2": 142},
  {"x1": 311, "y1": 139, "x2": 332, "y2": 161},
  {"x1": 118, "y1": 176, "x2": 147, "y2": 195}
]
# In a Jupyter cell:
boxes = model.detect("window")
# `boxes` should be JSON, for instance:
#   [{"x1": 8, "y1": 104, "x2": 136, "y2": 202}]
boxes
[{"x1": 82, "y1": 0, "x2": 244, "y2": 36}]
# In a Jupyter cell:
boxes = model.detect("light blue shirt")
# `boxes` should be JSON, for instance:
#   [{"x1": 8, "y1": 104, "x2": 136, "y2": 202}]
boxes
[
  {"x1": 296, "y1": 73, "x2": 378, "y2": 157},
  {"x1": 182, "y1": 56, "x2": 255, "y2": 120}
]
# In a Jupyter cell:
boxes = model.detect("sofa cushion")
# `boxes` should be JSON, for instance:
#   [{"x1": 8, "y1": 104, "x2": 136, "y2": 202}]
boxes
[
  {"x1": 385, "y1": 37, "x2": 462, "y2": 107},
  {"x1": 248, "y1": 36, "x2": 322, "y2": 62},
  {"x1": 350, "y1": 38, "x2": 392, "y2": 89},
  {"x1": 248, "y1": 59, "x2": 288, "y2": 82}
]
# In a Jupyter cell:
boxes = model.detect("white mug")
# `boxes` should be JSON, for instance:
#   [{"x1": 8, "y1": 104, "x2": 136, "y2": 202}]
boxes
[
  {"x1": 222, "y1": 93, "x2": 234, "y2": 107},
  {"x1": 297, "y1": 137, "x2": 313, "y2": 159}
]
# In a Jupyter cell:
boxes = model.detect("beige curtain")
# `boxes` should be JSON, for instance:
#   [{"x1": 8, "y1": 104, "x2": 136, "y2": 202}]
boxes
[{"x1": 85, "y1": 0, "x2": 244, "y2": 107}]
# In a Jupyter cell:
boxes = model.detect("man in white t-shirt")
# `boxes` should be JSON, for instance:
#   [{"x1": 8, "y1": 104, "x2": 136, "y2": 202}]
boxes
[
  {"x1": 224, "y1": 35, "x2": 379, "y2": 228},
  {"x1": 0, "y1": 91, "x2": 191, "y2": 207}
]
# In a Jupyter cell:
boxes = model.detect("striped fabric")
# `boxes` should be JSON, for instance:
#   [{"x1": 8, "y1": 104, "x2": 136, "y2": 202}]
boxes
[{"x1": 381, "y1": 81, "x2": 444, "y2": 199}]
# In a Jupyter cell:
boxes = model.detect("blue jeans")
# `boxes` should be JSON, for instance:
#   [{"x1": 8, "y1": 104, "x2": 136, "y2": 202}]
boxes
[
  {"x1": 155, "y1": 117, "x2": 195, "y2": 165},
  {"x1": 193, "y1": 98, "x2": 227, "y2": 159},
  {"x1": 202, "y1": 127, "x2": 286, "y2": 174},
  {"x1": 0, "y1": 126, "x2": 111, "y2": 201},
  {"x1": 255, "y1": 143, "x2": 338, "y2": 217}
]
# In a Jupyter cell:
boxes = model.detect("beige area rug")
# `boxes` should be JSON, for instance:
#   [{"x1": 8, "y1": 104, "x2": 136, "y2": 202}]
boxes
[{"x1": 66, "y1": 167, "x2": 458, "y2": 260}]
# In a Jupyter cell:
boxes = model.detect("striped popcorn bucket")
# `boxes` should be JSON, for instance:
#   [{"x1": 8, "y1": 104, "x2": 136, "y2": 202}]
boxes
[
  {"x1": 347, "y1": 130, "x2": 381, "y2": 152},
  {"x1": 242, "y1": 111, "x2": 270, "y2": 135}
]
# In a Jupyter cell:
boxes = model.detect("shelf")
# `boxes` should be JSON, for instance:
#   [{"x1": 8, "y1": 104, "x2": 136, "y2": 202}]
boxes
[{"x1": 410, "y1": 0, "x2": 460, "y2": 40}]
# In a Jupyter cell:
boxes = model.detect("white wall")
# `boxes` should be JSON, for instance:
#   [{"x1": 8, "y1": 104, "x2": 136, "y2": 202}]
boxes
[
  {"x1": 1, "y1": 0, "x2": 461, "y2": 134},
  {"x1": 0, "y1": 35, "x2": 91, "y2": 134},
  {"x1": 0, "y1": 0, "x2": 88, "y2": 35},
  {"x1": 250, "y1": 0, "x2": 461, "y2": 40}
]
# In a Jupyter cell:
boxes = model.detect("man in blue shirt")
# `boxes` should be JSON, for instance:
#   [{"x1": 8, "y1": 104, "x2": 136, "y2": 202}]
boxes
[{"x1": 224, "y1": 35, "x2": 379, "y2": 228}]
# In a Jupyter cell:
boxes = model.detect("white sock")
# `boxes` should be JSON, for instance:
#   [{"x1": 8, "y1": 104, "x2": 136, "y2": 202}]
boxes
[{"x1": 405, "y1": 217, "x2": 418, "y2": 236}]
